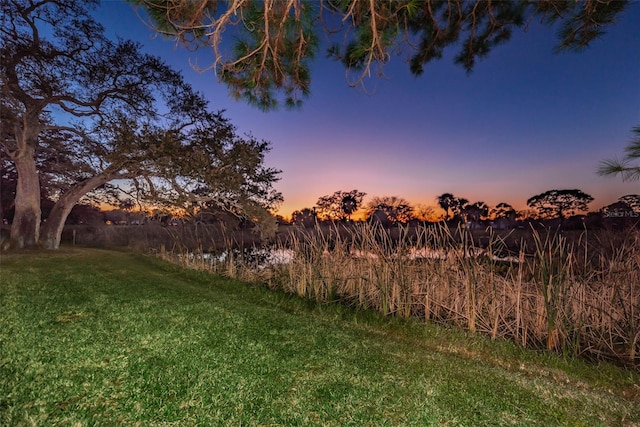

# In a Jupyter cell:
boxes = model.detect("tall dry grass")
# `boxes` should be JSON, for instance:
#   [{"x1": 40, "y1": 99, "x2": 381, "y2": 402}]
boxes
[
  {"x1": 166, "y1": 222, "x2": 640, "y2": 366},
  {"x1": 64, "y1": 222, "x2": 263, "y2": 252}
]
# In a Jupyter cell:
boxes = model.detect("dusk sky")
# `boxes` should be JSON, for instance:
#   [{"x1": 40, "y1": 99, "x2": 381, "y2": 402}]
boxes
[{"x1": 95, "y1": 1, "x2": 640, "y2": 218}]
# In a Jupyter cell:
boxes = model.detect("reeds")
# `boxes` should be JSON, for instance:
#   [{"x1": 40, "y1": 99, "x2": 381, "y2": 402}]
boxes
[{"x1": 167, "y1": 222, "x2": 640, "y2": 365}]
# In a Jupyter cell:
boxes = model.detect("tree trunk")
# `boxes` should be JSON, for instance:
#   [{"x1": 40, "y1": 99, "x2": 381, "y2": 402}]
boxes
[
  {"x1": 40, "y1": 175, "x2": 109, "y2": 249},
  {"x1": 40, "y1": 197, "x2": 75, "y2": 250},
  {"x1": 10, "y1": 147, "x2": 41, "y2": 248}
]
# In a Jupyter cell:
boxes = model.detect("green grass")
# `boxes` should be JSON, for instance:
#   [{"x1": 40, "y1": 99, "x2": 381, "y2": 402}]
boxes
[{"x1": 1, "y1": 248, "x2": 638, "y2": 426}]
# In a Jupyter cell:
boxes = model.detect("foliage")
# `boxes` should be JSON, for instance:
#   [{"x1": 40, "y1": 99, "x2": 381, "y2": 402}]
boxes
[
  {"x1": 0, "y1": 0, "x2": 281, "y2": 249},
  {"x1": 411, "y1": 203, "x2": 438, "y2": 222},
  {"x1": 315, "y1": 189, "x2": 366, "y2": 222},
  {"x1": 1, "y1": 0, "x2": 180, "y2": 247},
  {"x1": 600, "y1": 195, "x2": 640, "y2": 228},
  {"x1": 291, "y1": 207, "x2": 317, "y2": 227},
  {"x1": 462, "y1": 201, "x2": 488, "y2": 223},
  {"x1": 599, "y1": 125, "x2": 640, "y2": 181},
  {"x1": 101, "y1": 112, "x2": 283, "y2": 218},
  {"x1": 131, "y1": 0, "x2": 629, "y2": 109},
  {"x1": 435, "y1": 193, "x2": 455, "y2": 220},
  {"x1": 2, "y1": 248, "x2": 638, "y2": 425},
  {"x1": 435, "y1": 193, "x2": 468, "y2": 221},
  {"x1": 491, "y1": 202, "x2": 517, "y2": 220},
  {"x1": 365, "y1": 195, "x2": 414, "y2": 225},
  {"x1": 526, "y1": 189, "x2": 594, "y2": 220},
  {"x1": 618, "y1": 194, "x2": 640, "y2": 212},
  {"x1": 66, "y1": 204, "x2": 105, "y2": 225}
]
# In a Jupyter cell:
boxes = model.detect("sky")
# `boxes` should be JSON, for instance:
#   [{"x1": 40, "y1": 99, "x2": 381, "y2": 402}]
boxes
[{"x1": 95, "y1": 1, "x2": 640, "y2": 218}]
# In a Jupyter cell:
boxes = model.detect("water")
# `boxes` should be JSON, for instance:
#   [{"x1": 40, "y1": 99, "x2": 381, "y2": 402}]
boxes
[{"x1": 184, "y1": 245, "x2": 520, "y2": 270}]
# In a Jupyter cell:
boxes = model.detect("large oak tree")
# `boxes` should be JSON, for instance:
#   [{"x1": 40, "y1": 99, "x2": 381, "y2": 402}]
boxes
[{"x1": 1, "y1": 0, "x2": 281, "y2": 249}]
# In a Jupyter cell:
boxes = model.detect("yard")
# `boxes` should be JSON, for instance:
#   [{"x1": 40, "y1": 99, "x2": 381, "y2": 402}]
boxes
[{"x1": 1, "y1": 248, "x2": 638, "y2": 425}]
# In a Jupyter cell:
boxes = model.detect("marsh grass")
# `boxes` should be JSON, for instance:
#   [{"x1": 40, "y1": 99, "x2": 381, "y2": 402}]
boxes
[
  {"x1": 171, "y1": 222, "x2": 640, "y2": 365},
  {"x1": 64, "y1": 222, "x2": 263, "y2": 253},
  {"x1": 1, "y1": 249, "x2": 639, "y2": 425}
]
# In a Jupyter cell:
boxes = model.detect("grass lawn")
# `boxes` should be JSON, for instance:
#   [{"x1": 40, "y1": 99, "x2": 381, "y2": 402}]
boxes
[{"x1": 1, "y1": 248, "x2": 638, "y2": 426}]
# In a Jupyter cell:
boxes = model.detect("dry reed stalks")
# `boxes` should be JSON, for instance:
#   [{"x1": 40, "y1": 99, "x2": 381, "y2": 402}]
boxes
[{"x1": 166, "y1": 221, "x2": 640, "y2": 365}]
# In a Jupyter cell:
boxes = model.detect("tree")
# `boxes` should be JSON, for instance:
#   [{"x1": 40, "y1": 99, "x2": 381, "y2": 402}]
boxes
[
  {"x1": 601, "y1": 201, "x2": 632, "y2": 216},
  {"x1": 601, "y1": 199, "x2": 639, "y2": 228},
  {"x1": 600, "y1": 194, "x2": 640, "y2": 225},
  {"x1": 1, "y1": 0, "x2": 281, "y2": 249},
  {"x1": 452, "y1": 198, "x2": 470, "y2": 221},
  {"x1": 132, "y1": 0, "x2": 628, "y2": 110},
  {"x1": 37, "y1": 109, "x2": 281, "y2": 248},
  {"x1": 618, "y1": 194, "x2": 640, "y2": 213},
  {"x1": 462, "y1": 201, "x2": 488, "y2": 228},
  {"x1": 1, "y1": 156, "x2": 16, "y2": 226},
  {"x1": 1, "y1": 0, "x2": 170, "y2": 247},
  {"x1": 491, "y1": 202, "x2": 517, "y2": 221},
  {"x1": 526, "y1": 189, "x2": 594, "y2": 220},
  {"x1": 436, "y1": 193, "x2": 468, "y2": 221},
  {"x1": 490, "y1": 202, "x2": 517, "y2": 229},
  {"x1": 412, "y1": 203, "x2": 438, "y2": 222},
  {"x1": 365, "y1": 195, "x2": 413, "y2": 225},
  {"x1": 291, "y1": 208, "x2": 317, "y2": 228},
  {"x1": 436, "y1": 193, "x2": 456, "y2": 220},
  {"x1": 66, "y1": 204, "x2": 104, "y2": 226},
  {"x1": 1, "y1": 145, "x2": 57, "y2": 228},
  {"x1": 315, "y1": 190, "x2": 366, "y2": 222},
  {"x1": 599, "y1": 126, "x2": 640, "y2": 182}
]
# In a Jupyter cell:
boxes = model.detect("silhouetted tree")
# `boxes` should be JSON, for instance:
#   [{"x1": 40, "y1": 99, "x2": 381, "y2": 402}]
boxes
[
  {"x1": 618, "y1": 194, "x2": 640, "y2": 213},
  {"x1": 462, "y1": 201, "x2": 488, "y2": 229},
  {"x1": 436, "y1": 193, "x2": 469, "y2": 221},
  {"x1": 602, "y1": 201, "x2": 633, "y2": 216},
  {"x1": 316, "y1": 190, "x2": 366, "y2": 222},
  {"x1": 491, "y1": 202, "x2": 517, "y2": 229},
  {"x1": 436, "y1": 193, "x2": 456, "y2": 220},
  {"x1": 341, "y1": 194, "x2": 359, "y2": 219},
  {"x1": 492, "y1": 202, "x2": 517, "y2": 220},
  {"x1": 601, "y1": 200, "x2": 639, "y2": 229},
  {"x1": 412, "y1": 203, "x2": 438, "y2": 222},
  {"x1": 526, "y1": 189, "x2": 593, "y2": 220},
  {"x1": 67, "y1": 204, "x2": 105, "y2": 225},
  {"x1": 291, "y1": 208, "x2": 317, "y2": 228},
  {"x1": 133, "y1": 0, "x2": 628, "y2": 110},
  {"x1": 452, "y1": 198, "x2": 469, "y2": 222},
  {"x1": 599, "y1": 125, "x2": 640, "y2": 181},
  {"x1": 119, "y1": 199, "x2": 135, "y2": 212},
  {"x1": 365, "y1": 196, "x2": 413, "y2": 225}
]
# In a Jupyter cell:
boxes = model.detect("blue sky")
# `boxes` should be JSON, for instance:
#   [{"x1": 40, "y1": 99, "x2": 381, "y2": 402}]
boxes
[{"x1": 96, "y1": 1, "x2": 640, "y2": 217}]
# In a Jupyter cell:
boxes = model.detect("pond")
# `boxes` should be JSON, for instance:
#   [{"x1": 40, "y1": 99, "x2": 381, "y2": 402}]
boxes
[{"x1": 182, "y1": 244, "x2": 520, "y2": 270}]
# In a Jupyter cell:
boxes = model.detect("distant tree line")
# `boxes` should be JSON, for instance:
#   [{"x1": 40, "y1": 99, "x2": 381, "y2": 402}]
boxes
[{"x1": 288, "y1": 188, "x2": 639, "y2": 230}]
